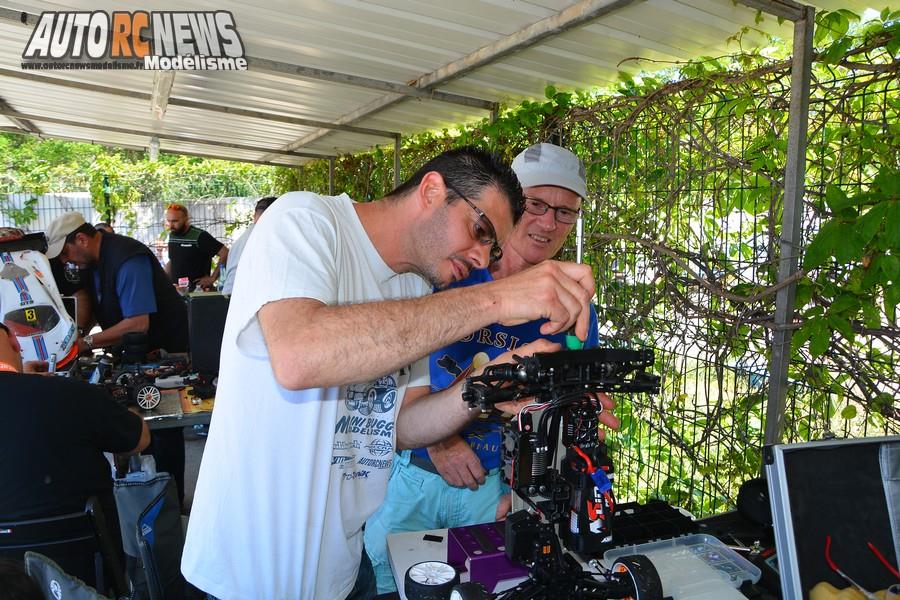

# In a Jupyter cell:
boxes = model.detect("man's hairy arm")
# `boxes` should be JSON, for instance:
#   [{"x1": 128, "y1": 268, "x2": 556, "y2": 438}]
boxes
[
  {"x1": 260, "y1": 288, "x2": 497, "y2": 390},
  {"x1": 260, "y1": 261, "x2": 595, "y2": 391}
]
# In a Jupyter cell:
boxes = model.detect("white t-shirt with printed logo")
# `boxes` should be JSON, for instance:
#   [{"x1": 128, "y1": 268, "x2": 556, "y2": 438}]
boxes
[{"x1": 181, "y1": 192, "x2": 431, "y2": 600}]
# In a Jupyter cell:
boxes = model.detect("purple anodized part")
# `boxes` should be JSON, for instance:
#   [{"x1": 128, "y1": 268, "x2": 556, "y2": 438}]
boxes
[{"x1": 447, "y1": 521, "x2": 529, "y2": 593}]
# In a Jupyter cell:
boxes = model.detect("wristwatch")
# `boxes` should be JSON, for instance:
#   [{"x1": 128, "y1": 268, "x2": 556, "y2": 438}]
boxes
[{"x1": 83, "y1": 335, "x2": 94, "y2": 349}]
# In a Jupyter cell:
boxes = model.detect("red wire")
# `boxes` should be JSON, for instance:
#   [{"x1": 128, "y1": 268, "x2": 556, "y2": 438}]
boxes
[
  {"x1": 824, "y1": 535, "x2": 841, "y2": 573},
  {"x1": 571, "y1": 445, "x2": 596, "y2": 473},
  {"x1": 867, "y1": 541, "x2": 900, "y2": 579}
]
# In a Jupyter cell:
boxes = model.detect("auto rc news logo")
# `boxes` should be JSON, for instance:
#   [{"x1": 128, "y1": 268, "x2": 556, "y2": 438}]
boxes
[{"x1": 21, "y1": 11, "x2": 247, "y2": 71}]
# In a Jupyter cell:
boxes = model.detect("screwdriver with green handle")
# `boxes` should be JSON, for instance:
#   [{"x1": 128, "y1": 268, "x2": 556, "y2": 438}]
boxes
[{"x1": 566, "y1": 213, "x2": 585, "y2": 350}]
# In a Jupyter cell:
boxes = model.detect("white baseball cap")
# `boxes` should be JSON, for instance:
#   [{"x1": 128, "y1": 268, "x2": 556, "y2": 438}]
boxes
[
  {"x1": 45, "y1": 212, "x2": 87, "y2": 258},
  {"x1": 511, "y1": 143, "x2": 587, "y2": 199}
]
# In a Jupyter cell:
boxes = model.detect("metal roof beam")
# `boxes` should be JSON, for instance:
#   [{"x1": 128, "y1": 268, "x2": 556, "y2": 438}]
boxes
[
  {"x1": 150, "y1": 72, "x2": 176, "y2": 120},
  {"x1": 416, "y1": 0, "x2": 646, "y2": 89},
  {"x1": 0, "y1": 127, "x2": 298, "y2": 167},
  {"x1": 276, "y1": 0, "x2": 644, "y2": 156},
  {"x1": 246, "y1": 57, "x2": 496, "y2": 111},
  {"x1": 0, "y1": 68, "x2": 395, "y2": 138},
  {"x1": 733, "y1": 0, "x2": 804, "y2": 22},
  {"x1": 283, "y1": 95, "x2": 405, "y2": 152},
  {"x1": 0, "y1": 97, "x2": 40, "y2": 134},
  {"x1": 0, "y1": 107, "x2": 337, "y2": 160},
  {"x1": 0, "y1": 6, "x2": 38, "y2": 26}
]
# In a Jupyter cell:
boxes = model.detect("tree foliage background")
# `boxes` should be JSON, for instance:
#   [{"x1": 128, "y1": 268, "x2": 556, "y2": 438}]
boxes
[{"x1": 2, "y1": 8, "x2": 897, "y2": 515}]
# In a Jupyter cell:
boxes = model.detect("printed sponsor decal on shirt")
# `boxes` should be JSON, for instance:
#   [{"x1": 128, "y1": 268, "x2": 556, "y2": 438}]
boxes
[
  {"x1": 333, "y1": 416, "x2": 394, "y2": 438},
  {"x1": 367, "y1": 439, "x2": 392, "y2": 457},
  {"x1": 358, "y1": 457, "x2": 392, "y2": 469},
  {"x1": 333, "y1": 440, "x2": 362, "y2": 451},
  {"x1": 331, "y1": 455, "x2": 355, "y2": 469},
  {"x1": 344, "y1": 375, "x2": 397, "y2": 415},
  {"x1": 332, "y1": 371, "x2": 403, "y2": 474},
  {"x1": 342, "y1": 470, "x2": 370, "y2": 481}
]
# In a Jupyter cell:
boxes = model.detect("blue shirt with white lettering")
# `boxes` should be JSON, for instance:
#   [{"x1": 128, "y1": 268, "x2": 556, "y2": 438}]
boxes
[{"x1": 415, "y1": 268, "x2": 600, "y2": 470}]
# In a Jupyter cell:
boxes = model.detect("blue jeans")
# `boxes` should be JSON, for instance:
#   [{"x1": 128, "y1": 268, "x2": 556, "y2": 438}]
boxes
[{"x1": 365, "y1": 450, "x2": 503, "y2": 594}]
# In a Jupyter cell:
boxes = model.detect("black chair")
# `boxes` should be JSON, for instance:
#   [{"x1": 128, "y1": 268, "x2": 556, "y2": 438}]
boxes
[{"x1": 0, "y1": 497, "x2": 127, "y2": 598}]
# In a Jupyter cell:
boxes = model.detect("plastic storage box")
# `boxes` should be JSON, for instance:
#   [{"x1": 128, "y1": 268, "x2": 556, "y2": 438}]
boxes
[{"x1": 603, "y1": 533, "x2": 761, "y2": 600}]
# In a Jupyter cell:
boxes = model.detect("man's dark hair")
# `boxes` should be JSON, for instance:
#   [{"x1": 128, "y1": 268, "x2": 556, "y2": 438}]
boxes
[
  {"x1": 0, "y1": 321, "x2": 10, "y2": 336},
  {"x1": 254, "y1": 196, "x2": 277, "y2": 214},
  {"x1": 389, "y1": 146, "x2": 524, "y2": 223},
  {"x1": 64, "y1": 222, "x2": 97, "y2": 245}
]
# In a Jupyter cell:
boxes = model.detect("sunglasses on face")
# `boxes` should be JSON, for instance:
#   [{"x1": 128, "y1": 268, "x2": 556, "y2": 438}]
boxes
[
  {"x1": 523, "y1": 196, "x2": 581, "y2": 224},
  {"x1": 444, "y1": 181, "x2": 503, "y2": 265}
]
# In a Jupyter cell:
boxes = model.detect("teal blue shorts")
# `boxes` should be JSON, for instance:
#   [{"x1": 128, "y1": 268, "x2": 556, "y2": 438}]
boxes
[{"x1": 364, "y1": 450, "x2": 504, "y2": 594}]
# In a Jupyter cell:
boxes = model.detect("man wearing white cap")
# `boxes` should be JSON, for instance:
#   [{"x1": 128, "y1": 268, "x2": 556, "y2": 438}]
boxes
[
  {"x1": 365, "y1": 143, "x2": 618, "y2": 593},
  {"x1": 44, "y1": 213, "x2": 188, "y2": 354}
]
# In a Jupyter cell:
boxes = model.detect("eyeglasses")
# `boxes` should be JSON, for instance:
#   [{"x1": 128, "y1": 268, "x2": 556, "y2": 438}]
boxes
[
  {"x1": 444, "y1": 181, "x2": 503, "y2": 265},
  {"x1": 524, "y1": 196, "x2": 581, "y2": 224}
]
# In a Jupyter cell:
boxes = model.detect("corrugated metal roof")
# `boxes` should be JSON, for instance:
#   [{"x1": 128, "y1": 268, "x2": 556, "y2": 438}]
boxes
[{"x1": 0, "y1": 0, "x2": 877, "y2": 166}]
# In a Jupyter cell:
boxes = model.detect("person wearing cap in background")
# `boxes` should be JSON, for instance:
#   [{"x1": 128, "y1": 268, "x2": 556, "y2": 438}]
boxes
[
  {"x1": 94, "y1": 222, "x2": 114, "y2": 234},
  {"x1": 365, "y1": 143, "x2": 616, "y2": 593},
  {"x1": 44, "y1": 212, "x2": 190, "y2": 506},
  {"x1": 164, "y1": 203, "x2": 229, "y2": 292},
  {"x1": 221, "y1": 196, "x2": 277, "y2": 296}
]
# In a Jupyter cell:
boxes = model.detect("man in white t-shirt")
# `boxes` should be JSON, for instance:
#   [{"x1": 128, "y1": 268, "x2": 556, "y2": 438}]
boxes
[{"x1": 181, "y1": 147, "x2": 596, "y2": 600}]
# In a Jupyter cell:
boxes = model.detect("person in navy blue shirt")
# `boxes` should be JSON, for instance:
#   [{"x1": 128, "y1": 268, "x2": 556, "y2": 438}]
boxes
[{"x1": 365, "y1": 144, "x2": 620, "y2": 593}]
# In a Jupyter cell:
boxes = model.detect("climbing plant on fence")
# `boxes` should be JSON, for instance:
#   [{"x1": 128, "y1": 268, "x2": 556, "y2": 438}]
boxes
[
  {"x1": 288, "y1": 9, "x2": 899, "y2": 515},
  {"x1": 559, "y1": 10, "x2": 899, "y2": 514}
]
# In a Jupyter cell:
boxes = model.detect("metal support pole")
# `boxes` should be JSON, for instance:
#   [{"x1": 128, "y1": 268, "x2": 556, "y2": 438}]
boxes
[
  {"x1": 328, "y1": 158, "x2": 335, "y2": 196},
  {"x1": 394, "y1": 135, "x2": 402, "y2": 189},
  {"x1": 102, "y1": 174, "x2": 111, "y2": 222},
  {"x1": 764, "y1": 6, "x2": 815, "y2": 446}
]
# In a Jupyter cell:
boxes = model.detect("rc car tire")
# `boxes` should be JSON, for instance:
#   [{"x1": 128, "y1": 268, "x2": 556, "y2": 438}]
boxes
[
  {"x1": 404, "y1": 561, "x2": 460, "y2": 600},
  {"x1": 449, "y1": 582, "x2": 490, "y2": 600},
  {"x1": 611, "y1": 554, "x2": 664, "y2": 600}
]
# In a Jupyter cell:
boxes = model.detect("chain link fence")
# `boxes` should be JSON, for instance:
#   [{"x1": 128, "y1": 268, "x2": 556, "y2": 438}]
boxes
[{"x1": 1, "y1": 194, "x2": 257, "y2": 266}]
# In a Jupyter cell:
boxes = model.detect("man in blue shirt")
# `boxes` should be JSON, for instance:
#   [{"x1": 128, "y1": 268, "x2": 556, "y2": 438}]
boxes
[
  {"x1": 45, "y1": 213, "x2": 188, "y2": 354},
  {"x1": 365, "y1": 143, "x2": 619, "y2": 593},
  {"x1": 45, "y1": 212, "x2": 189, "y2": 505}
]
